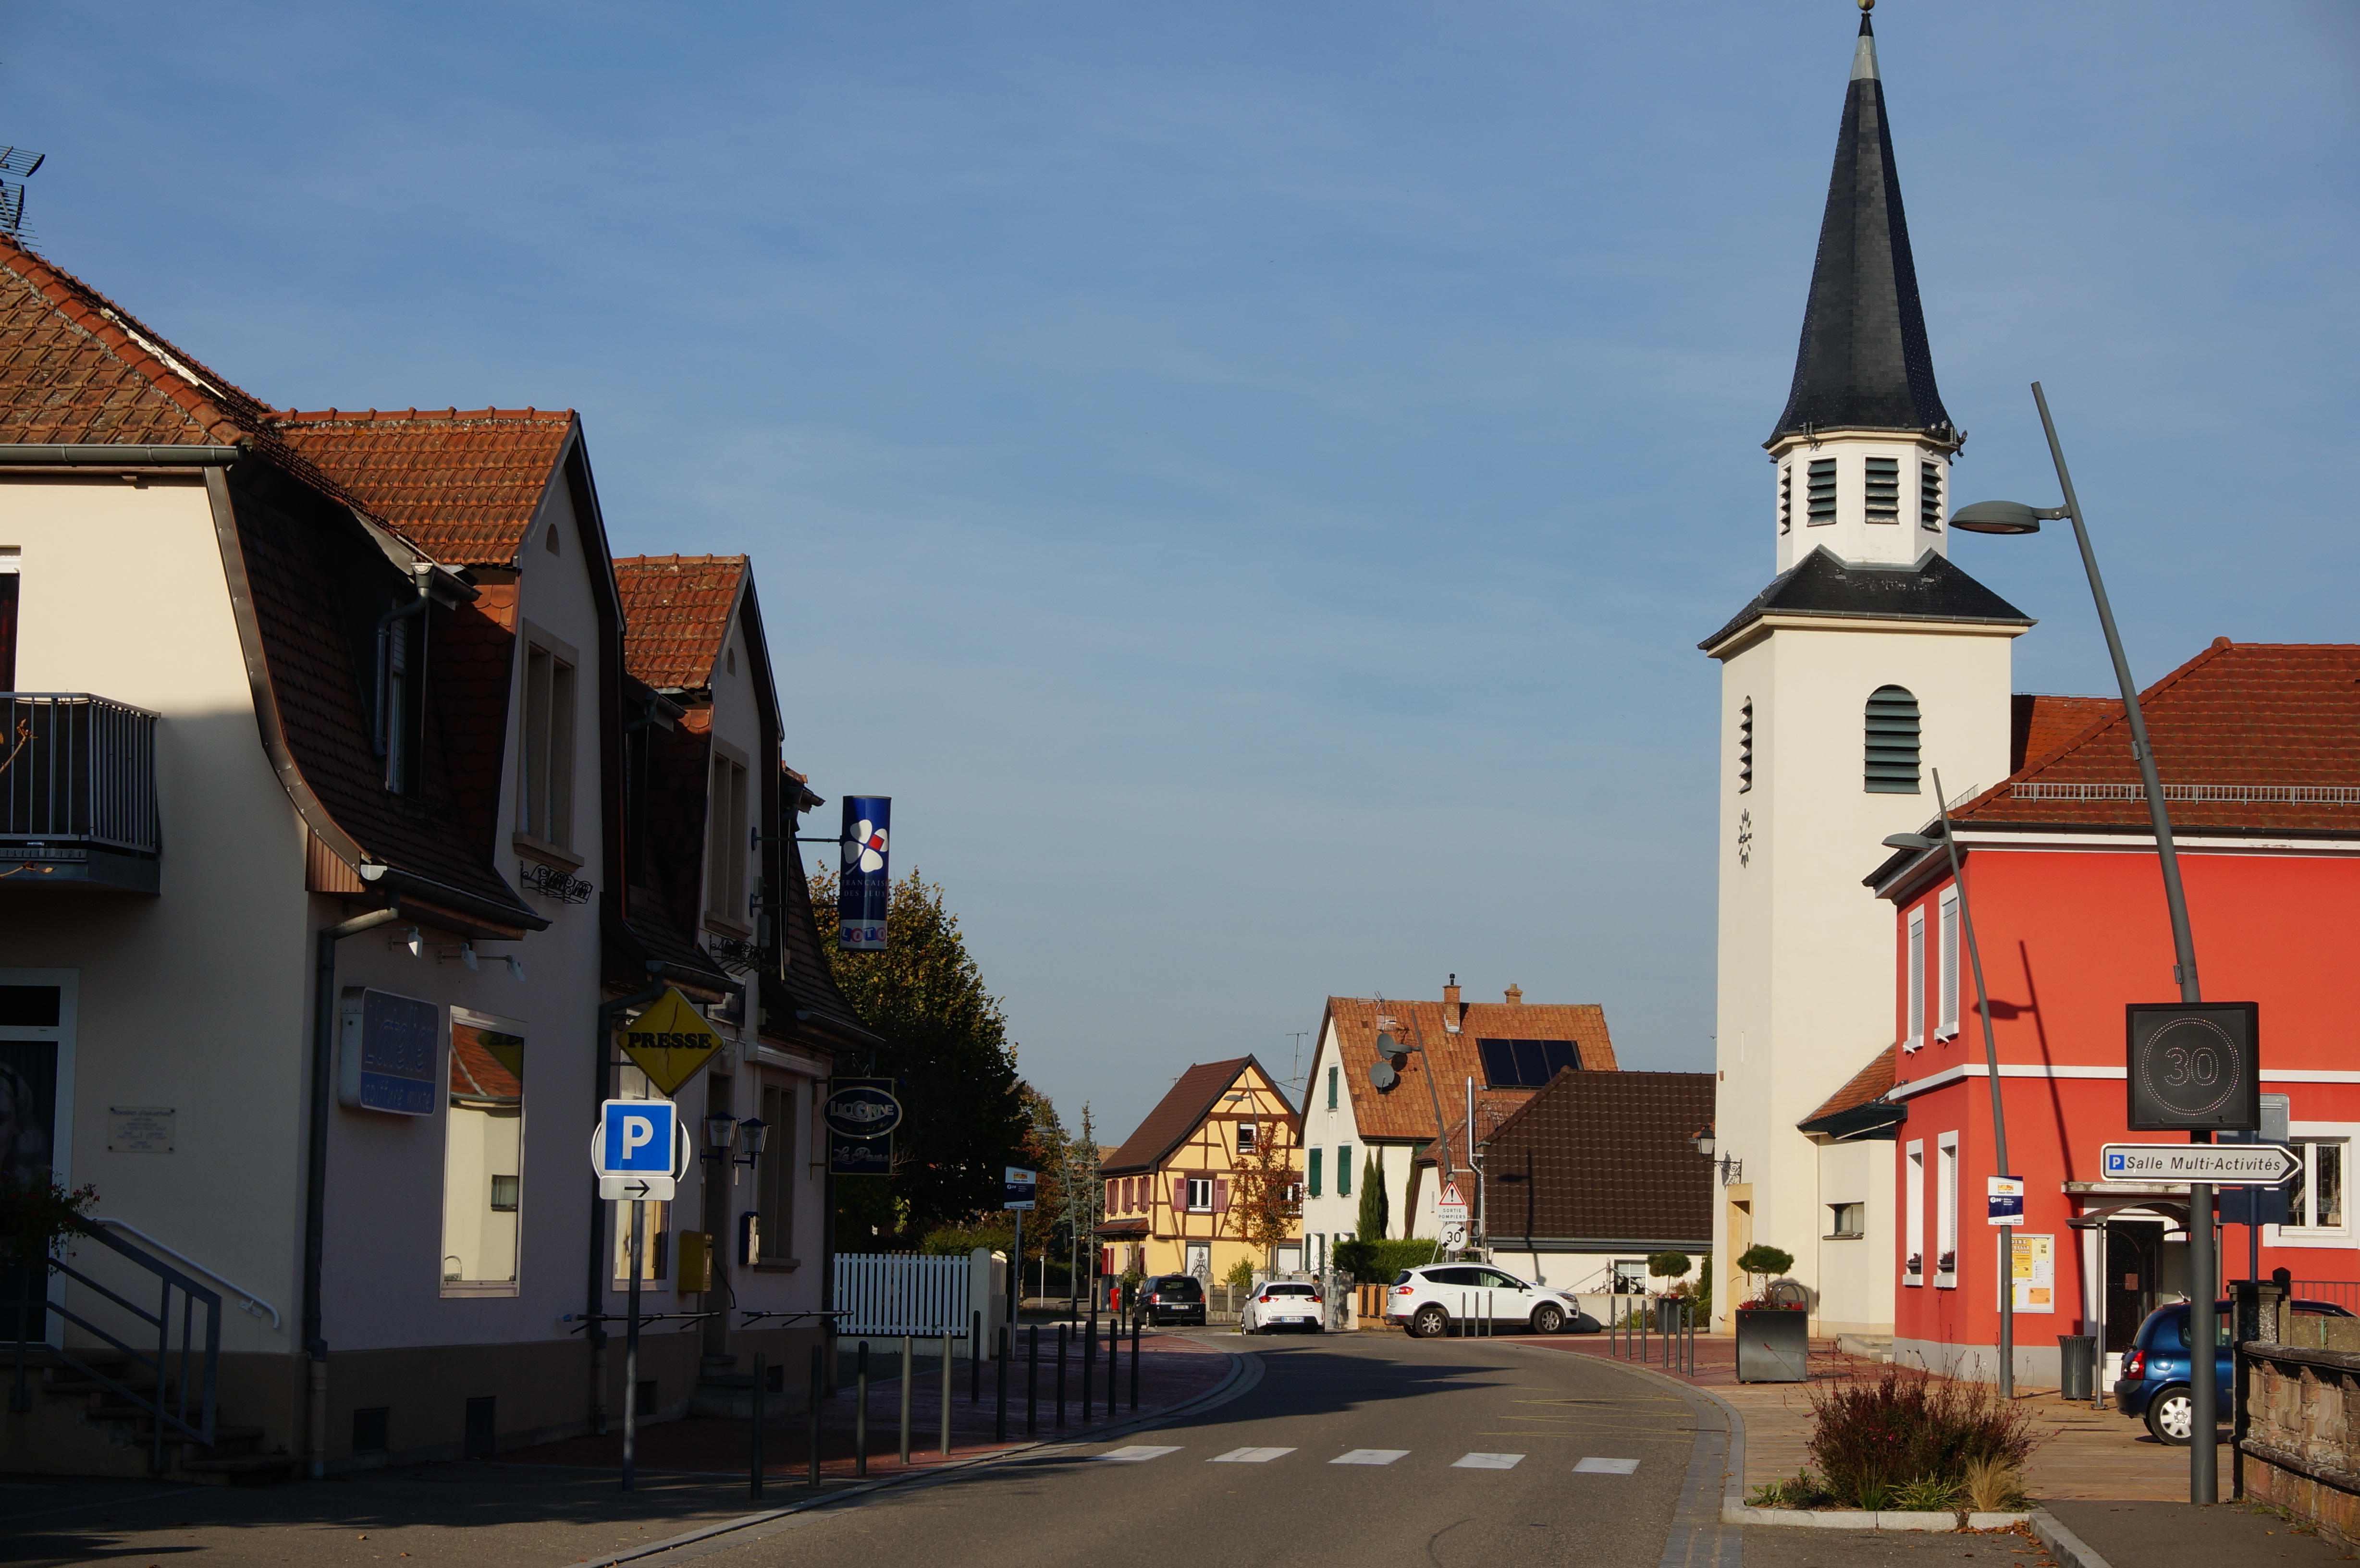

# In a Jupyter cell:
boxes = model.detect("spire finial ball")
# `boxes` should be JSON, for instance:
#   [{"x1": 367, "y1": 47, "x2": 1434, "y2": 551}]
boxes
[{"x1": 1858, "y1": 0, "x2": 1873, "y2": 11}]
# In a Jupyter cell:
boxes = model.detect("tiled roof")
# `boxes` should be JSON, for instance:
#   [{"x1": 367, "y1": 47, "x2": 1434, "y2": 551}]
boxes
[
  {"x1": 1700, "y1": 546, "x2": 2033, "y2": 654},
  {"x1": 1102, "y1": 1059, "x2": 1257, "y2": 1175},
  {"x1": 2010, "y1": 693, "x2": 2122, "y2": 773},
  {"x1": 0, "y1": 236, "x2": 273, "y2": 447},
  {"x1": 1800, "y1": 1044, "x2": 1896, "y2": 1128},
  {"x1": 614, "y1": 555, "x2": 747, "y2": 690},
  {"x1": 1324, "y1": 995, "x2": 1618, "y2": 1144},
  {"x1": 763, "y1": 837, "x2": 883, "y2": 1052},
  {"x1": 1481, "y1": 1072, "x2": 1715, "y2": 1247},
  {"x1": 450, "y1": 1026, "x2": 523, "y2": 1102},
  {"x1": 271, "y1": 407, "x2": 577, "y2": 568},
  {"x1": 1954, "y1": 640, "x2": 2360, "y2": 836}
]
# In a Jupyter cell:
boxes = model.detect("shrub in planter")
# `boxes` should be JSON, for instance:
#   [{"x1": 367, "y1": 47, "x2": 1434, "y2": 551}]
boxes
[{"x1": 1805, "y1": 1368, "x2": 2040, "y2": 1511}]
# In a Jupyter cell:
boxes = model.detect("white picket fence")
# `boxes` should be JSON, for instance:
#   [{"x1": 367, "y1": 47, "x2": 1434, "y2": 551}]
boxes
[{"x1": 834, "y1": 1253, "x2": 975, "y2": 1335}]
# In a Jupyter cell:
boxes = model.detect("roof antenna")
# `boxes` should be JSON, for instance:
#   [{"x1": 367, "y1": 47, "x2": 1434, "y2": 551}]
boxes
[{"x1": 0, "y1": 146, "x2": 46, "y2": 245}]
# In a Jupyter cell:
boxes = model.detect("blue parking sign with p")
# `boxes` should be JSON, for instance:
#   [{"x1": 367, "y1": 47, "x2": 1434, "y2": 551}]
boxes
[{"x1": 603, "y1": 1100, "x2": 675, "y2": 1173}]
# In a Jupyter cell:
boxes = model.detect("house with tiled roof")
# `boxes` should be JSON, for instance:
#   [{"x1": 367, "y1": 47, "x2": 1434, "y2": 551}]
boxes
[
  {"x1": 1297, "y1": 980, "x2": 1618, "y2": 1277},
  {"x1": 1094, "y1": 1057, "x2": 1301, "y2": 1289},
  {"x1": 1849, "y1": 638, "x2": 2360, "y2": 1385},
  {"x1": 0, "y1": 236, "x2": 874, "y2": 1478}
]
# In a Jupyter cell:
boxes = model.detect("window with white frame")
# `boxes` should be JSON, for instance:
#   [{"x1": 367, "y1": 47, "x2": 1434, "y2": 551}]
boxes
[
  {"x1": 1826, "y1": 1202, "x2": 1865, "y2": 1239},
  {"x1": 1236, "y1": 1121, "x2": 1256, "y2": 1154},
  {"x1": 1905, "y1": 911, "x2": 1926, "y2": 1053},
  {"x1": 517, "y1": 639, "x2": 578, "y2": 849},
  {"x1": 1904, "y1": 1140, "x2": 1925, "y2": 1283},
  {"x1": 705, "y1": 748, "x2": 750, "y2": 927},
  {"x1": 2279, "y1": 1128, "x2": 2352, "y2": 1243},
  {"x1": 1185, "y1": 1177, "x2": 1213, "y2": 1212},
  {"x1": 1935, "y1": 1132, "x2": 1959, "y2": 1286},
  {"x1": 1937, "y1": 890, "x2": 1961, "y2": 1039},
  {"x1": 0, "y1": 549, "x2": 18, "y2": 690},
  {"x1": 442, "y1": 1008, "x2": 525, "y2": 1294}
]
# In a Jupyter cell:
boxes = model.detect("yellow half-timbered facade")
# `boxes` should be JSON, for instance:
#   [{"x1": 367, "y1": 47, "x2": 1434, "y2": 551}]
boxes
[{"x1": 1094, "y1": 1056, "x2": 1302, "y2": 1288}]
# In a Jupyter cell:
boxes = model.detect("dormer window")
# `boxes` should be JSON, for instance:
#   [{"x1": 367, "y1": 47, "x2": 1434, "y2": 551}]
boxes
[
  {"x1": 1864, "y1": 457, "x2": 1900, "y2": 523},
  {"x1": 1864, "y1": 685, "x2": 1921, "y2": 794},
  {"x1": 1920, "y1": 460, "x2": 1944, "y2": 530},
  {"x1": 1778, "y1": 465, "x2": 1793, "y2": 535},
  {"x1": 1807, "y1": 459, "x2": 1836, "y2": 526}
]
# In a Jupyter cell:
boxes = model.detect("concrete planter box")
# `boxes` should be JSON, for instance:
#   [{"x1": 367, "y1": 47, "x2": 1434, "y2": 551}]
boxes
[{"x1": 1735, "y1": 1308, "x2": 1809, "y2": 1383}]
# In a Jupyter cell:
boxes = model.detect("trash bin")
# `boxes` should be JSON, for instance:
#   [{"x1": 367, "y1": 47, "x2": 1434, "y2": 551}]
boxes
[{"x1": 2058, "y1": 1334, "x2": 2097, "y2": 1402}]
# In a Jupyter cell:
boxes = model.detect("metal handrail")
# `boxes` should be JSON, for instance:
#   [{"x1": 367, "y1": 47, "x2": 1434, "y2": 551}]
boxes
[
  {"x1": 10, "y1": 1225, "x2": 220, "y2": 1473},
  {"x1": 91, "y1": 1218, "x2": 280, "y2": 1329}
]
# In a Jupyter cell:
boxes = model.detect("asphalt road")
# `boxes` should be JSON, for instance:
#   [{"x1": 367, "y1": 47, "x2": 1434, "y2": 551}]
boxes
[{"x1": 693, "y1": 1329, "x2": 1727, "y2": 1568}]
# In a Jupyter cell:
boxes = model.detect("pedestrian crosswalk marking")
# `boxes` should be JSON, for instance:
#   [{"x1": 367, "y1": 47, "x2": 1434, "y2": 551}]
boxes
[
  {"x1": 1575, "y1": 1457, "x2": 1641, "y2": 1475},
  {"x1": 1211, "y1": 1447, "x2": 1297, "y2": 1463},
  {"x1": 1099, "y1": 1446, "x2": 1181, "y2": 1462},
  {"x1": 1451, "y1": 1453, "x2": 1524, "y2": 1470},
  {"x1": 1331, "y1": 1448, "x2": 1410, "y2": 1466}
]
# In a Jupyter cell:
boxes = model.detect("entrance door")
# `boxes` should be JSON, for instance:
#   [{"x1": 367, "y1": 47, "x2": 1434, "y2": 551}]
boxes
[
  {"x1": 1185, "y1": 1244, "x2": 1210, "y2": 1281},
  {"x1": 2103, "y1": 1222, "x2": 2163, "y2": 1354},
  {"x1": 0, "y1": 978, "x2": 67, "y2": 1344}
]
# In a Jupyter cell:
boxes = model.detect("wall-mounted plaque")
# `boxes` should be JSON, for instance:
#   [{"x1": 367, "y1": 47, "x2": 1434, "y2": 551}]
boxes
[{"x1": 106, "y1": 1106, "x2": 174, "y2": 1153}]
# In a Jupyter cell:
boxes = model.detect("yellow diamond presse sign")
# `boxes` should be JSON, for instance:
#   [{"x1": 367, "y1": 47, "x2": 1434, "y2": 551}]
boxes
[{"x1": 619, "y1": 988, "x2": 726, "y2": 1097}]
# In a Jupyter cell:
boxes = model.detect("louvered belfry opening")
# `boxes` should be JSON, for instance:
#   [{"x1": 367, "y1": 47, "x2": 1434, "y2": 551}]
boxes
[
  {"x1": 1864, "y1": 685, "x2": 1922, "y2": 793},
  {"x1": 1919, "y1": 459, "x2": 1944, "y2": 530},
  {"x1": 1864, "y1": 457, "x2": 1900, "y2": 523},
  {"x1": 1738, "y1": 699, "x2": 1754, "y2": 793},
  {"x1": 1807, "y1": 458, "x2": 1837, "y2": 525},
  {"x1": 1778, "y1": 466, "x2": 1793, "y2": 534}
]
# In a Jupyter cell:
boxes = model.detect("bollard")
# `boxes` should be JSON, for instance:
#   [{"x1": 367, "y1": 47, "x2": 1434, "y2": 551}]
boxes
[
  {"x1": 971, "y1": 1311, "x2": 982, "y2": 1404},
  {"x1": 1028, "y1": 1323, "x2": 1039, "y2": 1436},
  {"x1": 941, "y1": 1331, "x2": 955, "y2": 1457},
  {"x1": 855, "y1": 1340, "x2": 870, "y2": 1478},
  {"x1": 807, "y1": 1343, "x2": 823, "y2": 1489},
  {"x1": 1106, "y1": 1314, "x2": 1119, "y2": 1417},
  {"x1": 996, "y1": 1324, "x2": 1009, "y2": 1441},
  {"x1": 1129, "y1": 1312, "x2": 1140, "y2": 1412},
  {"x1": 898, "y1": 1335, "x2": 913, "y2": 1466},
  {"x1": 1641, "y1": 1299, "x2": 1650, "y2": 1364},
  {"x1": 1055, "y1": 1322, "x2": 1068, "y2": 1429},
  {"x1": 1083, "y1": 1304, "x2": 1096, "y2": 1419},
  {"x1": 751, "y1": 1350, "x2": 767, "y2": 1499}
]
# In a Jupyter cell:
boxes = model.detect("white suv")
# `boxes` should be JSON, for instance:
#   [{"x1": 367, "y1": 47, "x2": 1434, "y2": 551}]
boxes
[{"x1": 1385, "y1": 1264, "x2": 1590, "y2": 1337}]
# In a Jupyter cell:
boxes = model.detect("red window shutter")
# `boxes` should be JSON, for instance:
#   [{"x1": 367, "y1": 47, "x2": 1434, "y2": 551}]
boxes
[
  {"x1": 1173, "y1": 1176, "x2": 1187, "y2": 1208},
  {"x1": 1214, "y1": 1178, "x2": 1229, "y2": 1213},
  {"x1": 1127, "y1": 1177, "x2": 1139, "y2": 1212},
  {"x1": 1106, "y1": 1181, "x2": 1115, "y2": 1213}
]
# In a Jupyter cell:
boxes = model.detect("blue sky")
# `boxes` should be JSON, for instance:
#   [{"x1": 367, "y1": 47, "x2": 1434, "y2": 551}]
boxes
[{"x1": 11, "y1": 2, "x2": 2354, "y2": 1138}]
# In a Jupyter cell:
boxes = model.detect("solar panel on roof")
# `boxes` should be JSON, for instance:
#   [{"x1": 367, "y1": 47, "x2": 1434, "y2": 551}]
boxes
[{"x1": 1477, "y1": 1039, "x2": 1581, "y2": 1089}]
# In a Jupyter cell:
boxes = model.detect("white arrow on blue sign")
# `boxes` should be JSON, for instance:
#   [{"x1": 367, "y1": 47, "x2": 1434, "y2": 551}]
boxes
[{"x1": 593, "y1": 1098, "x2": 688, "y2": 1201}]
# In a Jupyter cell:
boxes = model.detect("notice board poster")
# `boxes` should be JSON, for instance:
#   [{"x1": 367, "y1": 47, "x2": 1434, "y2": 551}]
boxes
[{"x1": 2011, "y1": 1233, "x2": 2055, "y2": 1313}]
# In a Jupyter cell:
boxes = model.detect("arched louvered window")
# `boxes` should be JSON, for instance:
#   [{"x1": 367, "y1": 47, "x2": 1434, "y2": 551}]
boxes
[{"x1": 1864, "y1": 686, "x2": 1921, "y2": 793}]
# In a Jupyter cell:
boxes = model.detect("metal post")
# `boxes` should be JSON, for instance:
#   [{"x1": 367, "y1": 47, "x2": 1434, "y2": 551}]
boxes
[
  {"x1": 1106, "y1": 1314, "x2": 1117, "y2": 1416},
  {"x1": 2031, "y1": 384, "x2": 2210, "y2": 1500},
  {"x1": 1129, "y1": 1312, "x2": 1140, "y2": 1411},
  {"x1": 751, "y1": 1350, "x2": 766, "y2": 1499},
  {"x1": 622, "y1": 1199, "x2": 643, "y2": 1492},
  {"x1": 807, "y1": 1343, "x2": 822, "y2": 1489},
  {"x1": 1055, "y1": 1322, "x2": 1067, "y2": 1428},
  {"x1": 996, "y1": 1324, "x2": 1009, "y2": 1440},
  {"x1": 897, "y1": 1335, "x2": 912, "y2": 1465},
  {"x1": 1082, "y1": 1301, "x2": 1095, "y2": 1418},
  {"x1": 1640, "y1": 1296, "x2": 1648, "y2": 1364},
  {"x1": 854, "y1": 1340, "x2": 869, "y2": 1477},
  {"x1": 971, "y1": 1310, "x2": 981, "y2": 1404},
  {"x1": 1027, "y1": 1323, "x2": 1039, "y2": 1435},
  {"x1": 941, "y1": 1331, "x2": 954, "y2": 1457}
]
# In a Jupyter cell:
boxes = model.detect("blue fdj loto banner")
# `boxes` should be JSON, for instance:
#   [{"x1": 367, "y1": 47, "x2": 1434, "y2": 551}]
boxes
[{"x1": 838, "y1": 796, "x2": 891, "y2": 951}]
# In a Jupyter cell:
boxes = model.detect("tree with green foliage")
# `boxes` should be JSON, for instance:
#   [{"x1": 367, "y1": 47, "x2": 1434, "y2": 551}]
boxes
[
  {"x1": 1355, "y1": 1151, "x2": 1387, "y2": 1241},
  {"x1": 811, "y1": 865, "x2": 1030, "y2": 1241},
  {"x1": 1736, "y1": 1243, "x2": 1796, "y2": 1306},
  {"x1": 1647, "y1": 1251, "x2": 1692, "y2": 1290}
]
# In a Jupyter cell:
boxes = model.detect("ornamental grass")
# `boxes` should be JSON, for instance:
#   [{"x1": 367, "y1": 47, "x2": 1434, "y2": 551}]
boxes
[{"x1": 1804, "y1": 1368, "x2": 2040, "y2": 1511}]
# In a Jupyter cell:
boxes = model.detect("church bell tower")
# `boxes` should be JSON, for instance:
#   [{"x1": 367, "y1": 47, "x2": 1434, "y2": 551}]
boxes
[{"x1": 1702, "y1": 7, "x2": 2033, "y2": 1337}]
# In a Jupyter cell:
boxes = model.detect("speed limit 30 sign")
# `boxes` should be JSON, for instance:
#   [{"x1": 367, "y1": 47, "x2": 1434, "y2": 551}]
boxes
[{"x1": 2126, "y1": 1002, "x2": 2259, "y2": 1134}]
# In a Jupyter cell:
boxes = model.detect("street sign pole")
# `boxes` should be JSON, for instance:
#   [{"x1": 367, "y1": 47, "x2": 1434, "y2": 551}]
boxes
[{"x1": 623, "y1": 1195, "x2": 642, "y2": 1492}]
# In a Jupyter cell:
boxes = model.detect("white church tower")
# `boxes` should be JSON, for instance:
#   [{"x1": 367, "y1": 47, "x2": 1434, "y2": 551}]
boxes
[{"x1": 1703, "y1": 9, "x2": 2032, "y2": 1337}]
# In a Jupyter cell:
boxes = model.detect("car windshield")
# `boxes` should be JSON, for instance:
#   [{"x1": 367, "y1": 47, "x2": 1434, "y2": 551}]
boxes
[
  {"x1": 1155, "y1": 1277, "x2": 1202, "y2": 1298},
  {"x1": 1266, "y1": 1284, "x2": 1315, "y2": 1295}
]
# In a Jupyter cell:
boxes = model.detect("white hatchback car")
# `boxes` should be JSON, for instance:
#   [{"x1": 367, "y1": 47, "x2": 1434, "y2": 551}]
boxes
[
  {"x1": 1239, "y1": 1280, "x2": 1326, "y2": 1335},
  {"x1": 1385, "y1": 1264, "x2": 1591, "y2": 1337}
]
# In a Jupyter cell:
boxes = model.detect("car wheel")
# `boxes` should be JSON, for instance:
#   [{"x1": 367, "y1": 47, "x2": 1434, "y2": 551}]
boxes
[
  {"x1": 2145, "y1": 1387, "x2": 2195, "y2": 1446},
  {"x1": 1412, "y1": 1304, "x2": 1449, "y2": 1339},
  {"x1": 1530, "y1": 1303, "x2": 1566, "y2": 1335}
]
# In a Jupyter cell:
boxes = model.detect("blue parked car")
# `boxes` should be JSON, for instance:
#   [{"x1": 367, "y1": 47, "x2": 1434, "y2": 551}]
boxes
[{"x1": 2116, "y1": 1298, "x2": 2352, "y2": 1444}]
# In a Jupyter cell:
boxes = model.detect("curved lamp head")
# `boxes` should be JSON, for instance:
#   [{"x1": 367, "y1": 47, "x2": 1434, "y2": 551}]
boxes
[
  {"x1": 1882, "y1": 832, "x2": 1940, "y2": 851},
  {"x1": 1951, "y1": 499, "x2": 2064, "y2": 535}
]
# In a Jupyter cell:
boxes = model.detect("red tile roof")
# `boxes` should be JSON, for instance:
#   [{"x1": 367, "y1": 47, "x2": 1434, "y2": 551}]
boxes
[
  {"x1": 1103, "y1": 1058, "x2": 1267, "y2": 1175},
  {"x1": 614, "y1": 555, "x2": 748, "y2": 690},
  {"x1": 1481, "y1": 1071, "x2": 1715, "y2": 1247},
  {"x1": 271, "y1": 408, "x2": 577, "y2": 567},
  {"x1": 1956, "y1": 641, "x2": 2360, "y2": 836},
  {"x1": 1801, "y1": 1044, "x2": 1896, "y2": 1127},
  {"x1": 1323, "y1": 994, "x2": 1619, "y2": 1144},
  {"x1": 2011, "y1": 693, "x2": 2123, "y2": 772}
]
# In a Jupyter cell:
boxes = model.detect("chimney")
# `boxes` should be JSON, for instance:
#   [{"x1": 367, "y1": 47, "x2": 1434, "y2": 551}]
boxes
[
  {"x1": 1443, "y1": 974, "x2": 1461, "y2": 1016},
  {"x1": 1503, "y1": 984, "x2": 1523, "y2": 1005}
]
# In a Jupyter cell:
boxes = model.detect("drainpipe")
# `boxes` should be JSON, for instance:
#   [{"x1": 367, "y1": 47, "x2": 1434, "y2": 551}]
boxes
[
  {"x1": 304, "y1": 888, "x2": 408, "y2": 1479},
  {"x1": 588, "y1": 968, "x2": 668, "y2": 1436},
  {"x1": 372, "y1": 566, "x2": 433, "y2": 760}
]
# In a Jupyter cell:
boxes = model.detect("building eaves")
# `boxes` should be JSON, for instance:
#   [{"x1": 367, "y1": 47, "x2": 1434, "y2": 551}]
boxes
[{"x1": 1101, "y1": 1059, "x2": 1257, "y2": 1175}]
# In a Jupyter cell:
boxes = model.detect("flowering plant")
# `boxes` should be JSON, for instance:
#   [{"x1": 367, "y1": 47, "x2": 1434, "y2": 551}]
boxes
[{"x1": 0, "y1": 1175, "x2": 97, "y2": 1271}]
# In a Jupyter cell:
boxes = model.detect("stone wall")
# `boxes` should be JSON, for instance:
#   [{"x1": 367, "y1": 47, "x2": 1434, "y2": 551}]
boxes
[{"x1": 2240, "y1": 1288, "x2": 2360, "y2": 1549}]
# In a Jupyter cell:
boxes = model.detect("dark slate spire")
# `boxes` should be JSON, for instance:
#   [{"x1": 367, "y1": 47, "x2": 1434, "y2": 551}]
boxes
[{"x1": 1769, "y1": 13, "x2": 1954, "y2": 443}]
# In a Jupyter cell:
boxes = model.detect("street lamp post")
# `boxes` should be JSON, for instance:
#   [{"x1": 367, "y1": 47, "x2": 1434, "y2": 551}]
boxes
[
  {"x1": 1952, "y1": 381, "x2": 2215, "y2": 1502},
  {"x1": 1885, "y1": 764, "x2": 2013, "y2": 1397}
]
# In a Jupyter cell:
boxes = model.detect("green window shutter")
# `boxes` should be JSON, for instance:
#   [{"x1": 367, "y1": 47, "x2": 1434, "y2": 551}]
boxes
[
  {"x1": 1308, "y1": 1148, "x2": 1323, "y2": 1199},
  {"x1": 1326, "y1": 1065, "x2": 1338, "y2": 1110},
  {"x1": 1338, "y1": 1145, "x2": 1352, "y2": 1196}
]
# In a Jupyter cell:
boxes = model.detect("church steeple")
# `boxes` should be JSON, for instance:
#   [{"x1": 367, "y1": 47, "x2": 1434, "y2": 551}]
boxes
[{"x1": 1770, "y1": 9, "x2": 1953, "y2": 444}]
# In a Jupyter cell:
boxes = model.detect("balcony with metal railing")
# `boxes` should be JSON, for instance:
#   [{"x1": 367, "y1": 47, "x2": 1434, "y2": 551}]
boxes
[{"x1": 0, "y1": 694, "x2": 160, "y2": 893}]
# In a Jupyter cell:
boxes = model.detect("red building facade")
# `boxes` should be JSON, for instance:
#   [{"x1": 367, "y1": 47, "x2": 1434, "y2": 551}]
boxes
[{"x1": 1859, "y1": 641, "x2": 2360, "y2": 1385}]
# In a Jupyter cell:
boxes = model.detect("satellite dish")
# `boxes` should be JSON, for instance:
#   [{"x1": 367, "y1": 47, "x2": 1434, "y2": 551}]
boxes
[
  {"x1": 1375, "y1": 1031, "x2": 1396, "y2": 1054},
  {"x1": 1370, "y1": 1058, "x2": 1398, "y2": 1090}
]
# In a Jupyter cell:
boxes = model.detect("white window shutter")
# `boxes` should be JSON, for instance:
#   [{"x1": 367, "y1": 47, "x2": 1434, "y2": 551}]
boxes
[
  {"x1": 1906, "y1": 913, "x2": 1926, "y2": 1053},
  {"x1": 1938, "y1": 892, "x2": 1961, "y2": 1038}
]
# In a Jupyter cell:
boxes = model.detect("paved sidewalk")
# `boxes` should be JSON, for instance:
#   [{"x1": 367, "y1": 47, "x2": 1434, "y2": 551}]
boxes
[
  {"x1": 2044, "y1": 1499, "x2": 2355, "y2": 1566},
  {"x1": 1505, "y1": 1331, "x2": 2208, "y2": 1504},
  {"x1": 0, "y1": 1333, "x2": 1236, "y2": 1568}
]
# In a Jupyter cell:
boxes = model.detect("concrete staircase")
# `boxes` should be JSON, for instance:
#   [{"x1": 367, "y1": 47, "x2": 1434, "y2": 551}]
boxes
[{"x1": 15, "y1": 1348, "x2": 296, "y2": 1484}]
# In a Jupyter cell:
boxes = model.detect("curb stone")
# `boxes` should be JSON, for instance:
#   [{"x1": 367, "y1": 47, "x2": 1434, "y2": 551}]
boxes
[
  {"x1": 2028, "y1": 1507, "x2": 2114, "y2": 1568},
  {"x1": 1727, "y1": 1507, "x2": 2031, "y2": 1530},
  {"x1": 571, "y1": 1344, "x2": 1263, "y2": 1568}
]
